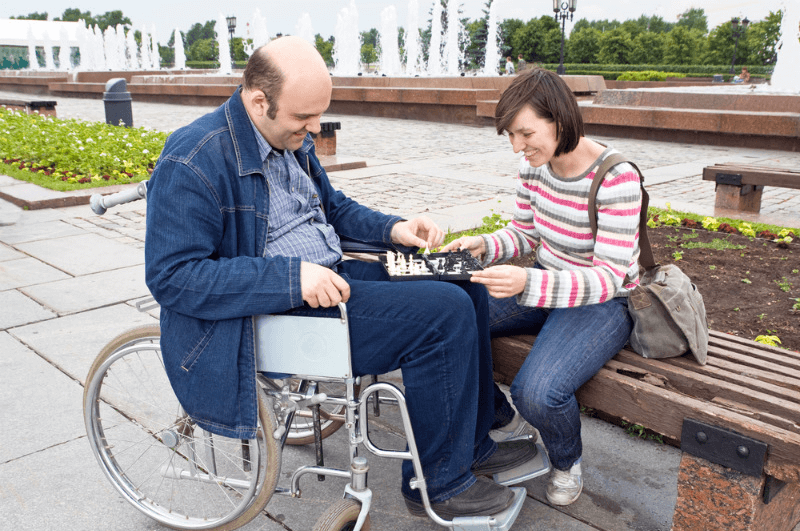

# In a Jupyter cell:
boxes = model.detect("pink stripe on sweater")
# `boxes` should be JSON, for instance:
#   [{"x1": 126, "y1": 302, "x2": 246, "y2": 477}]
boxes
[
  {"x1": 568, "y1": 270, "x2": 579, "y2": 306},
  {"x1": 537, "y1": 272, "x2": 549, "y2": 307},
  {"x1": 523, "y1": 182, "x2": 589, "y2": 212},
  {"x1": 600, "y1": 170, "x2": 640, "y2": 187},
  {"x1": 602, "y1": 206, "x2": 641, "y2": 217},
  {"x1": 596, "y1": 235, "x2": 635, "y2": 248},
  {"x1": 537, "y1": 216, "x2": 593, "y2": 240}
]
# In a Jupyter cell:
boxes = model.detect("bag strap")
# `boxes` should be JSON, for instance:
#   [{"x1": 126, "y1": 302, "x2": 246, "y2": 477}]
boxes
[{"x1": 588, "y1": 153, "x2": 656, "y2": 271}]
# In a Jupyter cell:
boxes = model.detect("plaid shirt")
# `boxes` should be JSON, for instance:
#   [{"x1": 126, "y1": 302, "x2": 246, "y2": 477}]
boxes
[{"x1": 252, "y1": 122, "x2": 342, "y2": 267}]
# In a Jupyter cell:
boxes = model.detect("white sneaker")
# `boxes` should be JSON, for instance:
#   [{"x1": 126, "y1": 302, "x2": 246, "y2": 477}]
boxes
[
  {"x1": 489, "y1": 411, "x2": 539, "y2": 443},
  {"x1": 546, "y1": 461, "x2": 582, "y2": 506}
]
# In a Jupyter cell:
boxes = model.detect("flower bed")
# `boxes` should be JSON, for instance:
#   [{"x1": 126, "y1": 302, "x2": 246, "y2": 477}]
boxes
[{"x1": 0, "y1": 106, "x2": 168, "y2": 191}]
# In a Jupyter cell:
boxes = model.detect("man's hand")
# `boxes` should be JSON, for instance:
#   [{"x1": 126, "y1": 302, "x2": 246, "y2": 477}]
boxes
[
  {"x1": 469, "y1": 265, "x2": 528, "y2": 299},
  {"x1": 301, "y1": 262, "x2": 351, "y2": 308},
  {"x1": 440, "y1": 235, "x2": 486, "y2": 258},
  {"x1": 391, "y1": 217, "x2": 445, "y2": 250}
]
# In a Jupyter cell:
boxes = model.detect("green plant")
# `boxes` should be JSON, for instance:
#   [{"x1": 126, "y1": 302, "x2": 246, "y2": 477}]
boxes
[
  {"x1": 775, "y1": 277, "x2": 793, "y2": 292},
  {"x1": 709, "y1": 265, "x2": 716, "y2": 270},
  {"x1": 672, "y1": 250, "x2": 683, "y2": 260},
  {"x1": 741, "y1": 278, "x2": 752, "y2": 284},
  {"x1": 758, "y1": 313, "x2": 766, "y2": 320},
  {"x1": 793, "y1": 298, "x2": 800, "y2": 311},
  {"x1": 701, "y1": 216, "x2": 720, "y2": 231},
  {"x1": 754, "y1": 334, "x2": 781, "y2": 347},
  {"x1": 793, "y1": 269, "x2": 799, "y2": 275},
  {"x1": 620, "y1": 421, "x2": 664, "y2": 443}
]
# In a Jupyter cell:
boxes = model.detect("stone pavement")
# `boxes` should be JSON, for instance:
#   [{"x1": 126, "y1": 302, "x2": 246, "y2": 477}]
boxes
[{"x1": 2, "y1": 93, "x2": 800, "y2": 531}]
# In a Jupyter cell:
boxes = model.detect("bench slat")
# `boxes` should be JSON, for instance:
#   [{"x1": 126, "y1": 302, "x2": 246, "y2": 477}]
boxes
[
  {"x1": 575, "y1": 367, "x2": 800, "y2": 484},
  {"x1": 702, "y1": 165, "x2": 800, "y2": 190},
  {"x1": 710, "y1": 335, "x2": 800, "y2": 371},
  {"x1": 611, "y1": 351, "x2": 800, "y2": 424},
  {"x1": 665, "y1": 355, "x2": 800, "y2": 405},
  {"x1": 710, "y1": 330, "x2": 800, "y2": 363},
  {"x1": 706, "y1": 353, "x2": 800, "y2": 391}
]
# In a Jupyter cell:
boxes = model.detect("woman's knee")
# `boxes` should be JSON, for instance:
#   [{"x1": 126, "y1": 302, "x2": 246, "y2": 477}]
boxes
[{"x1": 510, "y1": 375, "x2": 569, "y2": 421}]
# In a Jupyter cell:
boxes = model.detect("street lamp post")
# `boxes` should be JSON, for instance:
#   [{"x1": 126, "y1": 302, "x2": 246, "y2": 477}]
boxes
[
  {"x1": 553, "y1": 0, "x2": 577, "y2": 75},
  {"x1": 729, "y1": 16, "x2": 749, "y2": 74},
  {"x1": 226, "y1": 16, "x2": 237, "y2": 61}
]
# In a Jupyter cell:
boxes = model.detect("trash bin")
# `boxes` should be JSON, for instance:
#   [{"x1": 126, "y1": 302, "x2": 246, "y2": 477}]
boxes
[
  {"x1": 103, "y1": 78, "x2": 133, "y2": 127},
  {"x1": 712, "y1": 74, "x2": 724, "y2": 83}
]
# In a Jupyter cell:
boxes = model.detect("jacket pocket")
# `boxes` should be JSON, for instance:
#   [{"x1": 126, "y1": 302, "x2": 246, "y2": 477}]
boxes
[{"x1": 180, "y1": 319, "x2": 217, "y2": 372}]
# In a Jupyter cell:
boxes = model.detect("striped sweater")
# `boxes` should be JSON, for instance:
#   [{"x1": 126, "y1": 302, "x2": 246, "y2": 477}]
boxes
[{"x1": 481, "y1": 147, "x2": 642, "y2": 308}]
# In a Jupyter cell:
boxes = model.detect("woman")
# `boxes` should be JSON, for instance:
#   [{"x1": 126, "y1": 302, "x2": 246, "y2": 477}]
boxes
[{"x1": 443, "y1": 68, "x2": 642, "y2": 506}]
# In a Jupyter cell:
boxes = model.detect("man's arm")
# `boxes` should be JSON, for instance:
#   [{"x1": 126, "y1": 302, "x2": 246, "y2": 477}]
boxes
[{"x1": 145, "y1": 158, "x2": 304, "y2": 320}]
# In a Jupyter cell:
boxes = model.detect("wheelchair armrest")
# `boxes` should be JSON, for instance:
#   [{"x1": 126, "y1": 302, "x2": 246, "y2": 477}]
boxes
[{"x1": 339, "y1": 237, "x2": 417, "y2": 256}]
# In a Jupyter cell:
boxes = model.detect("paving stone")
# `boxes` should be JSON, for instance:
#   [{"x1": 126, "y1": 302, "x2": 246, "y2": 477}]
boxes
[
  {"x1": 9, "y1": 302, "x2": 158, "y2": 384},
  {"x1": 14, "y1": 232, "x2": 143, "y2": 276},
  {"x1": 20, "y1": 264, "x2": 148, "y2": 315},
  {"x1": 0, "y1": 290, "x2": 55, "y2": 329},
  {"x1": 0, "y1": 256, "x2": 70, "y2": 290},
  {"x1": 0, "y1": 242, "x2": 24, "y2": 262},
  {"x1": 0, "y1": 218, "x2": 85, "y2": 245}
]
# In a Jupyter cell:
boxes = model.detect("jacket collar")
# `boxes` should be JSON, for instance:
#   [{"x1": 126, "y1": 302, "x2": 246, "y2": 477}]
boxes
[{"x1": 225, "y1": 87, "x2": 265, "y2": 178}]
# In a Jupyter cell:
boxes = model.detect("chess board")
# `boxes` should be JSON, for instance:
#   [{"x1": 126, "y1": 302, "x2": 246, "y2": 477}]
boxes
[{"x1": 379, "y1": 250, "x2": 484, "y2": 281}]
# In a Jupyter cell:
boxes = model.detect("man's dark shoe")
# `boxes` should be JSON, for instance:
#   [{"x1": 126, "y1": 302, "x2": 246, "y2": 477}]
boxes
[
  {"x1": 404, "y1": 476, "x2": 515, "y2": 518},
  {"x1": 472, "y1": 439, "x2": 538, "y2": 476}
]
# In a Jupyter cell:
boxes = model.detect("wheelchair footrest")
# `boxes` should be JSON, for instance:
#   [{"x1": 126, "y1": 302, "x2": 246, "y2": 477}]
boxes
[
  {"x1": 492, "y1": 440, "x2": 550, "y2": 487},
  {"x1": 451, "y1": 486, "x2": 526, "y2": 531}
]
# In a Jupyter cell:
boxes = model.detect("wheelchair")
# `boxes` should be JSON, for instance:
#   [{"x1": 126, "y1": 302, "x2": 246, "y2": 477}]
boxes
[{"x1": 83, "y1": 185, "x2": 550, "y2": 531}]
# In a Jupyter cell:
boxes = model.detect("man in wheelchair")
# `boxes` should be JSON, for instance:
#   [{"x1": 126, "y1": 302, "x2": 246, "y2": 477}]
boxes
[{"x1": 144, "y1": 36, "x2": 540, "y2": 521}]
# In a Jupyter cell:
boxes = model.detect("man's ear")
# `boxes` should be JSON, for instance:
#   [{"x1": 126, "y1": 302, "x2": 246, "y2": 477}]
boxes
[{"x1": 245, "y1": 89, "x2": 270, "y2": 117}]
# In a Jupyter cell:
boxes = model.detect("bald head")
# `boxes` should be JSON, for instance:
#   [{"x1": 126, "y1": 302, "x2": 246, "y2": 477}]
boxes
[
  {"x1": 241, "y1": 37, "x2": 333, "y2": 151},
  {"x1": 242, "y1": 37, "x2": 331, "y2": 119}
]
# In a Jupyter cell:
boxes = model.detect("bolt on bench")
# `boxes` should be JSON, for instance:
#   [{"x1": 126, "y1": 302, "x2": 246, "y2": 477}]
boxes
[
  {"x1": 702, "y1": 163, "x2": 800, "y2": 213},
  {"x1": 491, "y1": 330, "x2": 800, "y2": 531}
]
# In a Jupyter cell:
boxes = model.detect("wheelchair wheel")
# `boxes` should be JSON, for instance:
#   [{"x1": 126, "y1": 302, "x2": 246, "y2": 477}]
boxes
[
  {"x1": 312, "y1": 498, "x2": 371, "y2": 531},
  {"x1": 83, "y1": 325, "x2": 281, "y2": 531},
  {"x1": 262, "y1": 378, "x2": 355, "y2": 446}
]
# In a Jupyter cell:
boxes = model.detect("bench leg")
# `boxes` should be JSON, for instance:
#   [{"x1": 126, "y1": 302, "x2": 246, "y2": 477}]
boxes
[
  {"x1": 672, "y1": 453, "x2": 800, "y2": 531},
  {"x1": 714, "y1": 184, "x2": 763, "y2": 213}
]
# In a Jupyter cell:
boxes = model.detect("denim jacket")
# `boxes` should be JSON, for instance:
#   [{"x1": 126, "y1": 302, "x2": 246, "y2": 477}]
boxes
[{"x1": 145, "y1": 89, "x2": 402, "y2": 438}]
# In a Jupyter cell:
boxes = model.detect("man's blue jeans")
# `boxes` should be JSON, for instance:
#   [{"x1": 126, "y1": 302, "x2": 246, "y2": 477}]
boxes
[
  {"x1": 286, "y1": 260, "x2": 497, "y2": 503},
  {"x1": 489, "y1": 289, "x2": 632, "y2": 471}
]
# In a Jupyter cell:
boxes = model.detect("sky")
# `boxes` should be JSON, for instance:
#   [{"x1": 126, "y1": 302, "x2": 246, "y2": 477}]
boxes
[{"x1": 0, "y1": 0, "x2": 783, "y2": 45}]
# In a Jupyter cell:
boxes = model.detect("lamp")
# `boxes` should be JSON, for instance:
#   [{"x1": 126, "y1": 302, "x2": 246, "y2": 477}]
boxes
[
  {"x1": 729, "y1": 16, "x2": 749, "y2": 74},
  {"x1": 553, "y1": 0, "x2": 577, "y2": 75},
  {"x1": 226, "y1": 16, "x2": 237, "y2": 41}
]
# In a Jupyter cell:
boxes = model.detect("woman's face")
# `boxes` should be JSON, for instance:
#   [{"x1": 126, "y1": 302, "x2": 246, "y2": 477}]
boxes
[{"x1": 506, "y1": 105, "x2": 558, "y2": 168}]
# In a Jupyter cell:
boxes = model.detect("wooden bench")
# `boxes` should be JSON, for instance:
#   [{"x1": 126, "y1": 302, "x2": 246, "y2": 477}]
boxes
[
  {"x1": 702, "y1": 164, "x2": 800, "y2": 213},
  {"x1": 491, "y1": 330, "x2": 800, "y2": 531}
]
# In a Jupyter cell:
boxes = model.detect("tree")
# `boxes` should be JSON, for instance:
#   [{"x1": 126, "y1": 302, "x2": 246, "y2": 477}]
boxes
[
  {"x1": 597, "y1": 28, "x2": 634, "y2": 64},
  {"x1": 188, "y1": 38, "x2": 217, "y2": 62},
  {"x1": 663, "y1": 26, "x2": 704, "y2": 65},
  {"x1": 56, "y1": 8, "x2": 95, "y2": 26},
  {"x1": 315, "y1": 34, "x2": 334, "y2": 67},
  {"x1": 629, "y1": 31, "x2": 665, "y2": 64},
  {"x1": 360, "y1": 43, "x2": 378, "y2": 69},
  {"x1": 741, "y1": 11, "x2": 782, "y2": 65},
  {"x1": 566, "y1": 27, "x2": 601, "y2": 63},
  {"x1": 464, "y1": 17, "x2": 487, "y2": 68},
  {"x1": 10, "y1": 12, "x2": 48, "y2": 20},
  {"x1": 676, "y1": 8, "x2": 708, "y2": 35},
  {"x1": 498, "y1": 18, "x2": 523, "y2": 58},
  {"x1": 93, "y1": 10, "x2": 132, "y2": 31},
  {"x1": 186, "y1": 21, "x2": 216, "y2": 50},
  {"x1": 360, "y1": 28, "x2": 379, "y2": 49}
]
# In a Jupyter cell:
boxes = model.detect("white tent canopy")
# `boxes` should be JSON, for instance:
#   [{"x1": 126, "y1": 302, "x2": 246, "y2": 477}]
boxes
[{"x1": 0, "y1": 19, "x2": 84, "y2": 46}]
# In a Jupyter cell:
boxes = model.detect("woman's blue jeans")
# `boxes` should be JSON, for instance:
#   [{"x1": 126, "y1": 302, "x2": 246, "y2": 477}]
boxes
[
  {"x1": 286, "y1": 260, "x2": 497, "y2": 503},
  {"x1": 489, "y1": 288, "x2": 632, "y2": 471}
]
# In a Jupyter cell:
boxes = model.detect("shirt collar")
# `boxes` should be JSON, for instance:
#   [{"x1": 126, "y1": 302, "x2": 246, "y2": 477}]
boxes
[{"x1": 249, "y1": 117, "x2": 276, "y2": 163}]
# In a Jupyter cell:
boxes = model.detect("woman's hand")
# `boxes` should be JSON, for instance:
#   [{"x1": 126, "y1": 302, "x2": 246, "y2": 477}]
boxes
[
  {"x1": 440, "y1": 235, "x2": 486, "y2": 258},
  {"x1": 470, "y1": 265, "x2": 528, "y2": 298}
]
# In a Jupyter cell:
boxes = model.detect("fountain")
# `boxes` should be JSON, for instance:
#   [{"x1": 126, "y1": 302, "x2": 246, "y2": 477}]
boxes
[
  {"x1": 770, "y1": 0, "x2": 800, "y2": 93},
  {"x1": 246, "y1": 8, "x2": 270, "y2": 57},
  {"x1": 333, "y1": 0, "x2": 361, "y2": 75},
  {"x1": 428, "y1": 0, "x2": 444, "y2": 75},
  {"x1": 405, "y1": 0, "x2": 422, "y2": 75},
  {"x1": 216, "y1": 13, "x2": 233, "y2": 75},
  {"x1": 296, "y1": 13, "x2": 315, "y2": 44},
  {"x1": 482, "y1": 0, "x2": 501, "y2": 75},
  {"x1": 443, "y1": 0, "x2": 463, "y2": 74},
  {"x1": 26, "y1": 25, "x2": 39, "y2": 70},
  {"x1": 173, "y1": 28, "x2": 186, "y2": 70},
  {"x1": 379, "y1": 6, "x2": 402, "y2": 75}
]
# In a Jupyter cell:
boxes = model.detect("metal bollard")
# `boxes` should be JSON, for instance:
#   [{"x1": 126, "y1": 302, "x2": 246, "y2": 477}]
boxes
[{"x1": 103, "y1": 78, "x2": 133, "y2": 127}]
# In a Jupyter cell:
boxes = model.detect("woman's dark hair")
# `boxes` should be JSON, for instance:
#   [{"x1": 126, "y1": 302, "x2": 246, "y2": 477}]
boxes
[
  {"x1": 494, "y1": 68, "x2": 584, "y2": 157},
  {"x1": 242, "y1": 46, "x2": 284, "y2": 120}
]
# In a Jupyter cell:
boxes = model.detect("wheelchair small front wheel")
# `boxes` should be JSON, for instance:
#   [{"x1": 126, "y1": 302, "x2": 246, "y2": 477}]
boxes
[
  {"x1": 312, "y1": 498, "x2": 371, "y2": 531},
  {"x1": 83, "y1": 325, "x2": 281, "y2": 530}
]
